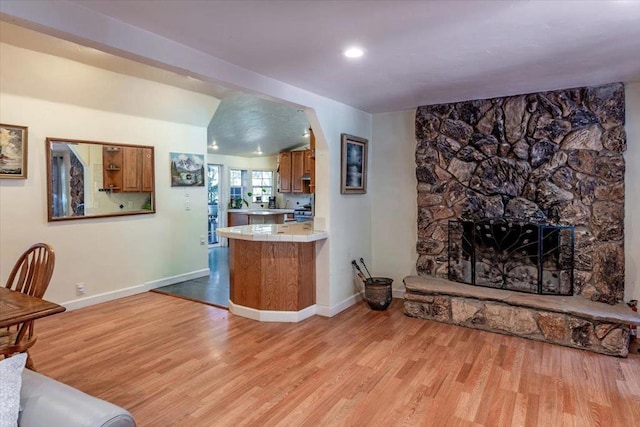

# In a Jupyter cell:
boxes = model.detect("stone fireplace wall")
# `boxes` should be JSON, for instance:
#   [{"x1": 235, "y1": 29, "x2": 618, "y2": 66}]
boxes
[{"x1": 415, "y1": 83, "x2": 626, "y2": 301}]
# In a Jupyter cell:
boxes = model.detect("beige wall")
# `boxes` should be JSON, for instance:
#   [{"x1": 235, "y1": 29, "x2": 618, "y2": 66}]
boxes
[
  {"x1": 0, "y1": 5, "x2": 375, "y2": 315},
  {"x1": 370, "y1": 85, "x2": 640, "y2": 302},
  {"x1": 0, "y1": 44, "x2": 214, "y2": 307},
  {"x1": 624, "y1": 82, "x2": 640, "y2": 301},
  {"x1": 370, "y1": 110, "x2": 418, "y2": 291}
]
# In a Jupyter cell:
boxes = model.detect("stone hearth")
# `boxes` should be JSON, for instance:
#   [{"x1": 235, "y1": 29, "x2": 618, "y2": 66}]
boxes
[{"x1": 404, "y1": 276, "x2": 640, "y2": 357}]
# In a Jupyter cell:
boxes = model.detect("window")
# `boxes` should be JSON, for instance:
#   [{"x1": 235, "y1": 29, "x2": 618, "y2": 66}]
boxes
[
  {"x1": 229, "y1": 169, "x2": 247, "y2": 202},
  {"x1": 251, "y1": 170, "x2": 273, "y2": 202}
]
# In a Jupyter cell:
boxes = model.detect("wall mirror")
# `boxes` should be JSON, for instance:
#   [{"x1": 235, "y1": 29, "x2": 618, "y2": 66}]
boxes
[{"x1": 46, "y1": 138, "x2": 155, "y2": 221}]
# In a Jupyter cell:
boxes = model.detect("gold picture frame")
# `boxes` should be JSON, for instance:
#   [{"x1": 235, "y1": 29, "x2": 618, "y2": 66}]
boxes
[
  {"x1": 0, "y1": 123, "x2": 28, "y2": 179},
  {"x1": 340, "y1": 133, "x2": 368, "y2": 194}
]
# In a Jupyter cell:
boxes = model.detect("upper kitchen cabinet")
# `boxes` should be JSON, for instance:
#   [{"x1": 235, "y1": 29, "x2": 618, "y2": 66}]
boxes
[
  {"x1": 141, "y1": 147, "x2": 154, "y2": 192},
  {"x1": 278, "y1": 149, "x2": 314, "y2": 194},
  {"x1": 277, "y1": 128, "x2": 316, "y2": 194},
  {"x1": 291, "y1": 150, "x2": 304, "y2": 193},
  {"x1": 121, "y1": 146, "x2": 154, "y2": 192},
  {"x1": 278, "y1": 151, "x2": 292, "y2": 193},
  {"x1": 303, "y1": 150, "x2": 313, "y2": 174}
]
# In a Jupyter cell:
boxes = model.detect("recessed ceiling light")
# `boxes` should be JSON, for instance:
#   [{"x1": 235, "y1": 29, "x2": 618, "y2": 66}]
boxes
[{"x1": 343, "y1": 46, "x2": 364, "y2": 58}]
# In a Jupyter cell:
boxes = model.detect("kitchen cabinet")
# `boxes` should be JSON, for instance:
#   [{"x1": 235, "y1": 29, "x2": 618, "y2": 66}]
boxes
[
  {"x1": 303, "y1": 150, "x2": 313, "y2": 174},
  {"x1": 278, "y1": 152, "x2": 292, "y2": 193},
  {"x1": 228, "y1": 210, "x2": 287, "y2": 226},
  {"x1": 103, "y1": 146, "x2": 154, "y2": 193},
  {"x1": 303, "y1": 149, "x2": 314, "y2": 193},
  {"x1": 228, "y1": 212, "x2": 249, "y2": 227},
  {"x1": 292, "y1": 151, "x2": 304, "y2": 193},
  {"x1": 122, "y1": 147, "x2": 141, "y2": 192},
  {"x1": 278, "y1": 147, "x2": 314, "y2": 194},
  {"x1": 141, "y1": 147, "x2": 154, "y2": 192}
]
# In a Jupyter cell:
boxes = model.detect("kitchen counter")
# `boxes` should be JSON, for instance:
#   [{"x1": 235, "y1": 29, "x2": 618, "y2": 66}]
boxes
[
  {"x1": 227, "y1": 208, "x2": 295, "y2": 214},
  {"x1": 227, "y1": 209, "x2": 295, "y2": 226},
  {"x1": 217, "y1": 222, "x2": 327, "y2": 242},
  {"x1": 216, "y1": 222, "x2": 328, "y2": 322}
]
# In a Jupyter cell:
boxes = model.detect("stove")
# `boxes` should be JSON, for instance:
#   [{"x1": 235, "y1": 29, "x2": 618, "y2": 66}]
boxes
[{"x1": 294, "y1": 207, "x2": 313, "y2": 222}]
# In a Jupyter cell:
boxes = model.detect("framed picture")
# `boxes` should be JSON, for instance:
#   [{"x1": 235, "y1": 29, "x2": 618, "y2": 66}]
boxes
[
  {"x1": 170, "y1": 152, "x2": 205, "y2": 186},
  {"x1": 340, "y1": 133, "x2": 368, "y2": 194},
  {"x1": 0, "y1": 124, "x2": 28, "y2": 179}
]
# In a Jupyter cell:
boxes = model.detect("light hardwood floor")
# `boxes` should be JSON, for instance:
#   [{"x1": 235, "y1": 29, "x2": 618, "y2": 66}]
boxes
[{"x1": 30, "y1": 292, "x2": 640, "y2": 426}]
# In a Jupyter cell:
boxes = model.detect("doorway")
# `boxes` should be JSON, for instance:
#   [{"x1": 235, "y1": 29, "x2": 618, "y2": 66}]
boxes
[{"x1": 207, "y1": 164, "x2": 222, "y2": 245}]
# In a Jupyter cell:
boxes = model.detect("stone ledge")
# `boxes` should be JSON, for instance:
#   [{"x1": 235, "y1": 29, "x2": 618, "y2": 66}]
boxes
[
  {"x1": 403, "y1": 276, "x2": 638, "y2": 357},
  {"x1": 404, "y1": 276, "x2": 640, "y2": 325}
]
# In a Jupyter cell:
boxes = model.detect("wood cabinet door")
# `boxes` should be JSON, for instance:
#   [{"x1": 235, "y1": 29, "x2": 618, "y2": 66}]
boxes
[
  {"x1": 141, "y1": 147, "x2": 154, "y2": 192},
  {"x1": 303, "y1": 149, "x2": 313, "y2": 174},
  {"x1": 292, "y1": 151, "x2": 304, "y2": 193},
  {"x1": 122, "y1": 147, "x2": 141, "y2": 192},
  {"x1": 228, "y1": 212, "x2": 249, "y2": 226},
  {"x1": 278, "y1": 152, "x2": 292, "y2": 193}
]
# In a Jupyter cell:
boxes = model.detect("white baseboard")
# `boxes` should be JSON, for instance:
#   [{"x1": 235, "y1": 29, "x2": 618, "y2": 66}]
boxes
[
  {"x1": 145, "y1": 268, "x2": 210, "y2": 290},
  {"x1": 228, "y1": 301, "x2": 317, "y2": 323},
  {"x1": 61, "y1": 268, "x2": 210, "y2": 311},
  {"x1": 316, "y1": 293, "x2": 364, "y2": 317},
  {"x1": 316, "y1": 288, "x2": 406, "y2": 318},
  {"x1": 61, "y1": 271, "x2": 404, "y2": 316}
]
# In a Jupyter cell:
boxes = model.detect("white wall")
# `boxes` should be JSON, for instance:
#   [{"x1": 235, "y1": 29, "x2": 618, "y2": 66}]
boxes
[
  {"x1": 624, "y1": 82, "x2": 640, "y2": 301},
  {"x1": 0, "y1": 44, "x2": 214, "y2": 306},
  {"x1": 371, "y1": 110, "x2": 418, "y2": 291}
]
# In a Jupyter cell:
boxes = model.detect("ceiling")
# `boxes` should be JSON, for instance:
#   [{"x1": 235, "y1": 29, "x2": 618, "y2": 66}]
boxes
[
  {"x1": 2, "y1": 1, "x2": 639, "y2": 157},
  {"x1": 67, "y1": 0, "x2": 640, "y2": 113},
  {"x1": 208, "y1": 94, "x2": 310, "y2": 157},
  {"x1": 0, "y1": 21, "x2": 309, "y2": 157}
]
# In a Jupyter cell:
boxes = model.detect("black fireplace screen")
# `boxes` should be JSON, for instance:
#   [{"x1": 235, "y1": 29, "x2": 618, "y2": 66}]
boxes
[{"x1": 448, "y1": 218, "x2": 574, "y2": 295}]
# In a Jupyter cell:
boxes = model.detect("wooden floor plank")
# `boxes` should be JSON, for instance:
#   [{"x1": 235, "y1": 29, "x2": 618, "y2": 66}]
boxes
[{"x1": 29, "y1": 293, "x2": 640, "y2": 426}]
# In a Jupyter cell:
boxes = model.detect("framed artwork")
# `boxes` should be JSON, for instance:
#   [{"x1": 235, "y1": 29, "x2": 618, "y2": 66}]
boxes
[
  {"x1": 170, "y1": 152, "x2": 205, "y2": 186},
  {"x1": 340, "y1": 133, "x2": 368, "y2": 194},
  {"x1": 0, "y1": 124, "x2": 28, "y2": 179}
]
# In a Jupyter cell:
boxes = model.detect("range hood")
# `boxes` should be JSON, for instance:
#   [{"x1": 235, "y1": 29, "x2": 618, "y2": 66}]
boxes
[{"x1": 301, "y1": 173, "x2": 311, "y2": 181}]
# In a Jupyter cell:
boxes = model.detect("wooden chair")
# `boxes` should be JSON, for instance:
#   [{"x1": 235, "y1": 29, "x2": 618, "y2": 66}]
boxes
[{"x1": 1, "y1": 243, "x2": 56, "y2": 370}]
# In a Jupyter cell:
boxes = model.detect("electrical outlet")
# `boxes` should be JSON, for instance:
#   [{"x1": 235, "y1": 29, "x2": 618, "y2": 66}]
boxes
[
  {"x1": 200, "y1": 235, "x2": 206, "y2": 245},
  {"x1": 185, "y1": 201, "x2": 191, "y2": 211},
  {"x1": 127, "y1": 201, "x2": 133, "y2": 208},
  {"x1": 76, "y1": 283, "x2": 85, "y2": 296}
]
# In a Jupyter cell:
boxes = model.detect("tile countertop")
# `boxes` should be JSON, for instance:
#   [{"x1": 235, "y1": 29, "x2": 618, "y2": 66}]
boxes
[
  {"x1": 227, "y1": 209, "x2": 295, "y2": 215},
  {"x1": 216, "y1": 222, "x2": 328, "y2": 242}
]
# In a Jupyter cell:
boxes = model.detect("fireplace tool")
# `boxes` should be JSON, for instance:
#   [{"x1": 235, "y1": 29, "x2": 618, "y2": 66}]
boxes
[
  {"x1": 359, "y1": 258, "x2": 374, "y2": 281},
  {"x1": 351, "y1": 260, "x2": 368, "y2": 283}
]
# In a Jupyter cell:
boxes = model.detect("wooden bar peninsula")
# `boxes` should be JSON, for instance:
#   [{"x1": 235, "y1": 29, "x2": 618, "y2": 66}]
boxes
[{"x1": 217, "y1": 223, "x2": 328, "y2": 322}]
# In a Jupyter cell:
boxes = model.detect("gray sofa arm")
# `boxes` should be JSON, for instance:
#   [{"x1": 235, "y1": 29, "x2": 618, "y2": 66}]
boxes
[{"x1": 19, "y1": 369, "x2": 136, "y2": 427}]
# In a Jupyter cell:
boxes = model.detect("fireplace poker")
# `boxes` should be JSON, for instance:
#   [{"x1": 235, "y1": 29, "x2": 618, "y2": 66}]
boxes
[
  {"x1": 359, "y1": 258, "x2": 374, "y2": 281},
  {"x1": 351, "y1": 260, "x2": 368, "y2": 283}
]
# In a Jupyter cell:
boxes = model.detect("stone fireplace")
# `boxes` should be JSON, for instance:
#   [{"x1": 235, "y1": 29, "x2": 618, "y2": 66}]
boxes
[
  {"x1": 405, "y1": 82, "x2": 638, "y2": 356},
  {"x1": 415, "y1": 82, "x2": 626, "y2": 303}
]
